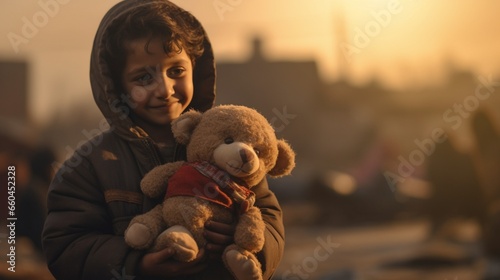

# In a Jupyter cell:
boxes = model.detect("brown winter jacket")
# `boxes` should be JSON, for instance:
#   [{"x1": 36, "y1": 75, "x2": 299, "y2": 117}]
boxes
[{"x1": 41, "y1": 1, "x2": 285, "y2": 279}]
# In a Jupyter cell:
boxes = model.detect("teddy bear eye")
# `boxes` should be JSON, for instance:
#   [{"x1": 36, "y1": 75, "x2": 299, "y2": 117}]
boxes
[
  {"x1": 224, "y1": 137, "x2": 234, "y2": 144},
  {"x1": 254, "y1": 148, "x2": 260, "y2": 156}
]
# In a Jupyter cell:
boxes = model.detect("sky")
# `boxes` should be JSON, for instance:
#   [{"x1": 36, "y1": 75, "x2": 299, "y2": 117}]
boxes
[{"x1": 1, "y1": 0, "x2": 500, "y2": 124}]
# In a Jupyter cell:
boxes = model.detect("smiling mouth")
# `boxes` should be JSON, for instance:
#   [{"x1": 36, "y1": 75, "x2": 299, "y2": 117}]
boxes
[{"x1": 150, "y1": 102, "x2": 177, "y2": 109}]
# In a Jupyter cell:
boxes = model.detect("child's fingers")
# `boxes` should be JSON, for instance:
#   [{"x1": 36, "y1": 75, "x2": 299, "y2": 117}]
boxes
[
  {"x1": 151, "y1": 247, "x2": 176, "y2": 263},
  {"x1": 205, "y1": 220, "x2": 236, "y2": 236},
  {"x1": 204, "y1": 229, "x2": 234, "y2": 246},
  {"x1": 204, "y1": 220, "x2": 236, "y2": 256}
]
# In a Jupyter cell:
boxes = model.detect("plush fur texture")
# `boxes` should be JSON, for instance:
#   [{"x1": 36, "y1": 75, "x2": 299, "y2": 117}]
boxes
[{"x1": 124, "y1": 105, "x2": 295, "y2": 280}]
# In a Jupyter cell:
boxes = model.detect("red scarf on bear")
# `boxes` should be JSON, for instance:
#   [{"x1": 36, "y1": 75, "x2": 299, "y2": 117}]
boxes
[{"x1": 165, "y1": 162, "x2": 255, "y2": 214}]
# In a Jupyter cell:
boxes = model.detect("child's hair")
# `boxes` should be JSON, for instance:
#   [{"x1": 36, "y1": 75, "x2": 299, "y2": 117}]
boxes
[{"x1": 103, "y1": 1, "x2": 206, "y2": 87}]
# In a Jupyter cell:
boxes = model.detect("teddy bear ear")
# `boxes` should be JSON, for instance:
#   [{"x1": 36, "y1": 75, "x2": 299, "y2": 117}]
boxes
[
  {"x1": 171, "y1": 110, "x2": 203, "y2": 145},
  {"x1": 269, "y1": 139, "x2": 296, "y2": 177}
]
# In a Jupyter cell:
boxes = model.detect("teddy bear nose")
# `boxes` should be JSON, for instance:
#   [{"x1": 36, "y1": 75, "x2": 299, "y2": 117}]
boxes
[{"x1": 239, "y1": 148, "x2": 255, "y2": 164}]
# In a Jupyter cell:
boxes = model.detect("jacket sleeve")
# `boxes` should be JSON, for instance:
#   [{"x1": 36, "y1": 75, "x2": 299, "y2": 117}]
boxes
[
  {"x1": 42, "y1": 151, "x2": 144, "y2": 280},
  {"x1": 253, "y1": 177, "x2": 285, "y2": 280}
]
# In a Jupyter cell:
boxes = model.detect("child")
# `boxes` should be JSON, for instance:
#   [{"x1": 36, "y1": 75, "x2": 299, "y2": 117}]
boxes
[{"x1": 41, "y1": 1, "x2": 285, "y2": 279}]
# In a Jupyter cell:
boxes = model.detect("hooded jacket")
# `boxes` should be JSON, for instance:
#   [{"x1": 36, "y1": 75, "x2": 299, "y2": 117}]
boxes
[{"x1": 41, "y1": 1, "x2": 285, "y2": 279}]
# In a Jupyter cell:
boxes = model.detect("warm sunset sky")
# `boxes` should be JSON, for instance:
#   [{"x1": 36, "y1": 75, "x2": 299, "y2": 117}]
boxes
[{"x1": 1, "y1": 0, "x2": 499, "y2": 123}]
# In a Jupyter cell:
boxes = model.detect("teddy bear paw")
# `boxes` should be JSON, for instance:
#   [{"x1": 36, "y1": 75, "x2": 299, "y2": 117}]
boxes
[
  {"x1": 153, "y1": 225, "x2": 199, "y2": 262},
  {"x1": 124, "y1": 223, "x2": 153, "y2": 249},
  {"x1": 224, "y1": 246, "x2": 262, "y2": 280}
]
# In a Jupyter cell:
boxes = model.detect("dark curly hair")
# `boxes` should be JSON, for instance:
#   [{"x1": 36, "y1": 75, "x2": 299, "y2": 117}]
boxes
[{"x1": 103, "y1": 1, "x2": 205, "y2": 88}]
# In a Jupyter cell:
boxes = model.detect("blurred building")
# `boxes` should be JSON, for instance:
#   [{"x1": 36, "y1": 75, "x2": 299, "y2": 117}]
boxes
[
  {"x1": 216, "y1": 37, "x2": 322, "y2": 166},
  {"x1": 0, "y1": 61, "x2": 29, "y2": 121},
  {"x1": 0, "y1": 60, "x2": 34, "y2": 149}
]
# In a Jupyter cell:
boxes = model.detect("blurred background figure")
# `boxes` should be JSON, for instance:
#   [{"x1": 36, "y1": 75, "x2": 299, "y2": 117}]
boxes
[
  {"x1": 415, "y1": 108, "x2": 500, "y2": 279},
  {"x1": 426, "y1": 135, "x2": 485, "y2": 240},
  {"x1": 470, "y1": 109, "x2": 500, "y2": 278}
]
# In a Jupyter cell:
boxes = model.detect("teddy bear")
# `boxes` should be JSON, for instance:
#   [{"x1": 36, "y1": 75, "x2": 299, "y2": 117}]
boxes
[{"x1": 124, "y1": 105, "x2": 295, "y2": 280}]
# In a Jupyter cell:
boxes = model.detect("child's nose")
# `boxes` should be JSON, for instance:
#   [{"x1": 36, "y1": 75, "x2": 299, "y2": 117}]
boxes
[{"x1": 155, "y1": 76, "x2": 174, "y2": 99}]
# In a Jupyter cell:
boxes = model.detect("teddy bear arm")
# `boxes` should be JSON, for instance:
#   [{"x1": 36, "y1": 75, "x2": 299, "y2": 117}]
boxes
[
  {"x1": 140, "y1": 161, "x2": 185, "y2": 198},
  {"x1": 234, "y1": 206, "x2": 266, "y2": 253}
]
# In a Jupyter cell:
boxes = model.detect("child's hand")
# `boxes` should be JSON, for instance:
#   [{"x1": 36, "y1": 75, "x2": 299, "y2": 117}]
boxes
[
  {"x1": 204, "y1": 220, "x2": 236, "y2": 259},
  {"x1": 138, "y1": 247, "x2": 207, "y2": 277}
]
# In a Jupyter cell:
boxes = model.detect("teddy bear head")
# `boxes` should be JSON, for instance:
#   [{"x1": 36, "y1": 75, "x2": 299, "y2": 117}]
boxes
[{"x1": 172, "y1": 105, "x2": 295, "y2": 187}]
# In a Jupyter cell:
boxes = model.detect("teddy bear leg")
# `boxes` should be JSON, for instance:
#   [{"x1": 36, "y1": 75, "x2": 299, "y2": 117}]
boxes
[
  {"x1": 125, "y1": 205, "x2": 165, "y2": 249},
  {"x1": 153, "y1": 225, "x2": 199, "y2": 262},
  {"x1": 223, "y1": 244, "x2": 263, "y2": 280}
]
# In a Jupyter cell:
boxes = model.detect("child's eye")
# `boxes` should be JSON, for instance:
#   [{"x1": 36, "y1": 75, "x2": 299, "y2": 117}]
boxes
[
  {"x1": 136, "y1": 73, "x2": 154, "y2": 85},
  {"x1": 168, "y1": 67, "x2": 186, "y2": 78}
]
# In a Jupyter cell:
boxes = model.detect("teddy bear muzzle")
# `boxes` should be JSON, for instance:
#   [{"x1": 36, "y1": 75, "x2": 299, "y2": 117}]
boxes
[{"x1": 214, "y1": 142, "x2": 260, "y2": 177}]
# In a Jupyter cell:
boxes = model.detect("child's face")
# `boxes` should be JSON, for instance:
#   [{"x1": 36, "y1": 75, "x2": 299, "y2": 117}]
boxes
[{"x1": 122, "y1": 36, "x2": 194, "y2": 127}]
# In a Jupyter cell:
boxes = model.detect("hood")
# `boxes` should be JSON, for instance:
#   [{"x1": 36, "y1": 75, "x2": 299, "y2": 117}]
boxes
[{"x1": 90, "y1": 0, "x2": 216, "y2": 140}]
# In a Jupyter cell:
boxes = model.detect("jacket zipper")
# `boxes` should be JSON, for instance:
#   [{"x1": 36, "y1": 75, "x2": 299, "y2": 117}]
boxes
[{"x1": 141, "y1": 138, "x2": 164, "y2": 167}]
